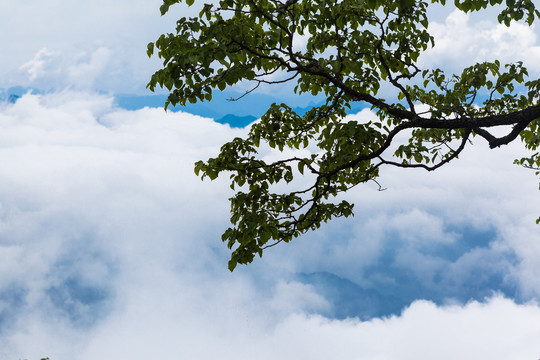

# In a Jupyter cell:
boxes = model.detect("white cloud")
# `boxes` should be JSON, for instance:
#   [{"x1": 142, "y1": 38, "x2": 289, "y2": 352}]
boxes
[
  {"x1": 16, "y1": 46, "x2": 125, "y2": 91},
  {"x1": 0, "y1": 0, "x2": 187, "y2": 93},
  {"x1": 2, "y1": 1, "x2": 540, "y2": 356},
  {"x1": 424, "y1": 10, "x2": 540, "y2": 73},
  {"x1": 0, "y1": 90, "x2": 539, "y2": 358},
  {"x1": 66, "y1": 47, "x2": 113, "y2": 89},
  {"x1": 16, "y1": 294, "x2": 540, "y2": 360},
  {"x1": 19, "y1": 48, "x2": 59, "y2": 81},
  {"x1": 4, "y1": 2, "x2": 539, "y2": 98}
]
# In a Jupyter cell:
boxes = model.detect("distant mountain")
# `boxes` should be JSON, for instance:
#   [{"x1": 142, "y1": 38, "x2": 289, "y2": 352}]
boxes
[
  {"x1": 0, "y1": 86, "x2": 35, "y2": 104},
  {"x1": 1, "y1": 87, "x2": 369, "y2": 127},
  {"x1": 8, "y1": 94, "x2": 20, "y2": 104},
  {"x1": 5, "y1": 86, "x2": 31, "y2": 97},
  {"x1": 114, "y1": 91, "x2": 370, "y2": 127},
  {"x1": 215, "y1": 114, "x2": 257, "y2": 128},
  {"x1": 114, "y1": 91, "x2": 281, "y2": 119}
]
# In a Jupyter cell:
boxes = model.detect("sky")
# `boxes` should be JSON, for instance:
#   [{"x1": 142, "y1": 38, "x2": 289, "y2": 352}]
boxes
[{"x1": 1, "y1": 1, "x2": 540, "y2": 359}]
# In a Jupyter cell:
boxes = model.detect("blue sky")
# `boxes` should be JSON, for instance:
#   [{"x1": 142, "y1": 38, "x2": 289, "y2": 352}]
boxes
[{"x1": 1, "y1": 1, "x2": 540, "y2": 359}]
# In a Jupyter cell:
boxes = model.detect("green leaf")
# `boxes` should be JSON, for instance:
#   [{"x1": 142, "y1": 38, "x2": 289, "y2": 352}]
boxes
[
  {"x1": 149, "y1": 0, "x2": 540, "y2": 270},
  {"x1": 298, "y1": 161, "x2": 305, "y2": 175},
  {"x1": 147, "y1": 42, "x2": 154, "y2": 57}
]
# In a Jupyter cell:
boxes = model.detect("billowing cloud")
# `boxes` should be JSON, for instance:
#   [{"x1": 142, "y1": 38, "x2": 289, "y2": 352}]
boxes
[
  {"x1": 18, "y1": 47, "x2": 114, "y2": 91},
  {"x1": 423, "y1": 9, "x2": 540, "y2": 72},
  {"x1": 19, "y1": 48, "x2": 59, "y2": 81},
  {"x1": 2, "y1": 3, "x2": 540, "y2": 358},
  {"x1": 0, "y1": 0, "x2": 188, "y2": 93},
  {"x1": 0, "y1": 91, "x2": 538, "y2": 359},
  {"x1": 3, "y1": 2, "x2": 540, "y2": 100}
]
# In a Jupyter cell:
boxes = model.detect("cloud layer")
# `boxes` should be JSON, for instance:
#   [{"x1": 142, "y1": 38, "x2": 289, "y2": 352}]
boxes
[
  {"x1": 0, "y1": 0, "x2": 188, "y2": 93},
  {"x1": 3, "y1": 2, "x2": 540, "y2": 100},
  {"x1": 0, "y1": 91, "x2": 538, "y2": 359},
  {"x1": 1, "y1": 2, "x2": 540, "y2": 358},
  {"x1": 424, "y1": 9, "x2": 540, "y2": 72}
]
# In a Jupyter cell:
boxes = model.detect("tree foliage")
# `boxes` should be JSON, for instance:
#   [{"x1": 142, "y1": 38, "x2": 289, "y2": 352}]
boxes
[{"x1": 148, "y1": 0, "x2": 540, "y2": 270}]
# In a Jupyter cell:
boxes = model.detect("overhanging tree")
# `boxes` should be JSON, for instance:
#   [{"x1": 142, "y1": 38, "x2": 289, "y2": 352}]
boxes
[{"x1": 148, "y1": 0, "x2": 540, "y2": 270}]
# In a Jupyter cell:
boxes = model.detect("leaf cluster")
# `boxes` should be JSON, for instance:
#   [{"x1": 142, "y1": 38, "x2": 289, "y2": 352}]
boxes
[{"x1": 150, "y1": 0, "x2": 540, "y2": 269}]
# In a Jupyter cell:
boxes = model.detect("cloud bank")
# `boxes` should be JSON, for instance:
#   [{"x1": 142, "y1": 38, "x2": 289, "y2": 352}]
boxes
[
  {"x1": 1, "y1": 3, "x2": 540, "y2": 359},
  {"x1": 0, "y1": 0, "x2": 190, "y2": 93},
  {"x1": 0, "y1": 91, "x2": 538, "y2": 359},
  {"x1": 4, "y1": 3, "x2": 540, "y2": 101},
  {"x1": 423, "y1": 9, "x2": 540, "y2": 72}
]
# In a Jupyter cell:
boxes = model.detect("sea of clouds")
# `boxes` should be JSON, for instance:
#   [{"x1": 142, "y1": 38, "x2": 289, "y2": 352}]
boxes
[
  {"x1": 0, "y1": 91, "x2": 538, "y2": 359},
  {"x1": 1, "y1": 1, "x2": 540, "y2": 358}
]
